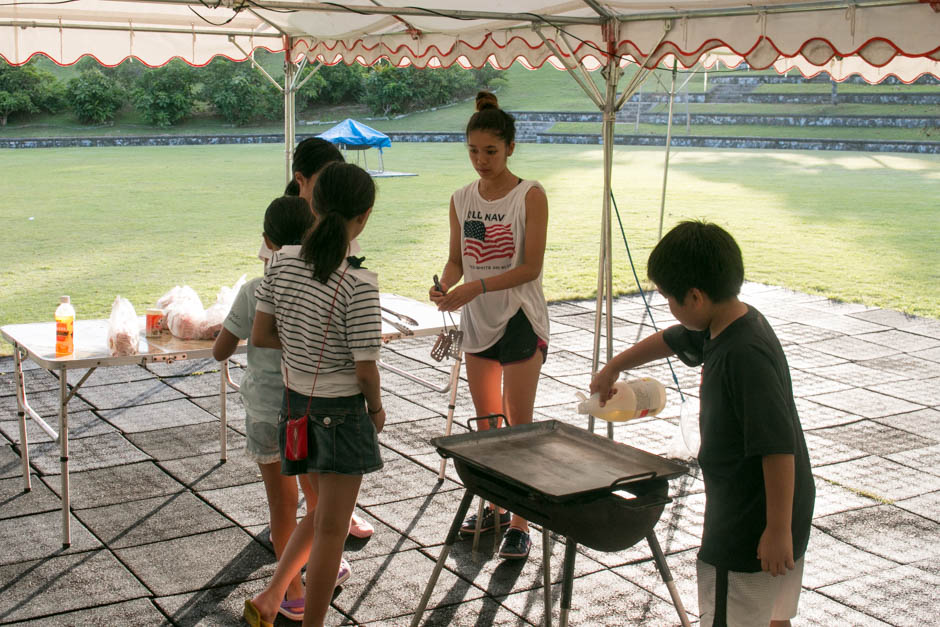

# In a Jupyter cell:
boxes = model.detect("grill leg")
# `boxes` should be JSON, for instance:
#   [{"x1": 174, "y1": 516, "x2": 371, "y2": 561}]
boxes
[
  {"x1": 647, "y1": 532, "x2": 692, "y2": 627},
  {"x1": 558, "y1": 537, "x2": 577, "y2": 627},
  {"x1": 542, "y1": 528, "x2": 552, "y2": 627},
  {"x1": 410, "y1": 490, "x2": 475, "y2": 627},
  {"x1": 471, "y1": 497, "x2": 486, "y2": 556}
]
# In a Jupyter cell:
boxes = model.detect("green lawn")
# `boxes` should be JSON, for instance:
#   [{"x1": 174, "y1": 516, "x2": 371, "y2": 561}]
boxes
[
  {"x1": 2, "y1": 143, "x2": 938, "y2": 355},
  {"x1": 550, "y1": 122, "x2": 938, "y2": 141},
  {"x1": 646, "y1": 103, "x2": 940, "y2": 116}
]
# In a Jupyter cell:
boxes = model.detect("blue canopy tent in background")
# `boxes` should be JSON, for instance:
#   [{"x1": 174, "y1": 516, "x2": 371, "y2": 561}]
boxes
[{"x1": 318, "y1": 118, "x2": 392, "y2": 173}]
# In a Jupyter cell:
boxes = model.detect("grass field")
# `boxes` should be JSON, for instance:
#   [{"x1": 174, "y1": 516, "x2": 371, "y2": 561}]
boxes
[{"x1": 1, "y1": 142, "x2": 938, "y2": 355}]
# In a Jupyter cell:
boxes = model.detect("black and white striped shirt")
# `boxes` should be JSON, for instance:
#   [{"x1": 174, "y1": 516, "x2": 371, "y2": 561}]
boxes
[{"x1": 255, "y1": 246, "x2": 381, "y2": 397}]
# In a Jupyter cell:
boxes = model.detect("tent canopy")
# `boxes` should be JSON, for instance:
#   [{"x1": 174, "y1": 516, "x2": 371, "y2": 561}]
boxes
[
  {"x1": 318, "y1": 119, "x2": 392, "y2": 152},
  {"x1": 2, "y1": 1, "x2": 938, "y2": 83}
]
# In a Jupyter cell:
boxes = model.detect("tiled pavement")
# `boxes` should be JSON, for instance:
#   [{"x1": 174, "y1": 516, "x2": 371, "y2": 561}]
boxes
[{"x1": 1, "y1": 282, "x2": 938, "y2": 626}]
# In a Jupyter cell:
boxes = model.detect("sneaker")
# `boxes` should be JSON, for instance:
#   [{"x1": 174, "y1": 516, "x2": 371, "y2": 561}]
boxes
[
  {"x1": 498, "y1": 528, "x2": 532, "y2": 560},
  {"x1": 336, "y1": 558, "x2": 352, "y2": 587},
  {"x1": 459, "y1": 507, "x2": 511, "y2": 536},
  {"x1": 349, "y1": 512, "x2": 375, "y2": 539}
]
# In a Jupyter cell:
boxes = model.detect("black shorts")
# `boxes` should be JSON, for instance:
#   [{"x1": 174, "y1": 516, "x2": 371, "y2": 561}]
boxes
[{"x1": 469, "y1": 308, "x2": 548, "y2": 365}]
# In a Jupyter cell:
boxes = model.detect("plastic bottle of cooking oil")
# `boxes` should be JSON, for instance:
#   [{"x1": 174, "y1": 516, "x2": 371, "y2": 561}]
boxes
[
  {"x1": 55, "y1": 295, "x2": 75, "y2": 357},
  {"x1": 576, "y1": 377, "x2": 666, "y2": 422}
]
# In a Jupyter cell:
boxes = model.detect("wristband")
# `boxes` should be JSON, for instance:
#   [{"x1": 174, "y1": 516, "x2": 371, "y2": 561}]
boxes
[
  {"x1": 480, "y1": 278, "x2": 487, "y2": 293},
  {"x1": 368, "y1": 406, "x2": 383, "y2": 415}
]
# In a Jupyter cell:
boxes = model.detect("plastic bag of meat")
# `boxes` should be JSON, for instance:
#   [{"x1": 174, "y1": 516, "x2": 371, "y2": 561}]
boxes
[
  {"x1": 164, "y1": 286, "x2": 207, "y2": 340},
  {"x1": 107, "y1": 296, "x2": 140, "y2": 356},
  {"x1": 202, "y1": 274, "x2": 247, "y2": 340}
]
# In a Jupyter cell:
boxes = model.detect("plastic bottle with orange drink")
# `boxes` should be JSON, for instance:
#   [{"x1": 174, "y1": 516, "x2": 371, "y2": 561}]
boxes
[{"x1": 55, "y1": 295, "x2": 75, "y2": 357}]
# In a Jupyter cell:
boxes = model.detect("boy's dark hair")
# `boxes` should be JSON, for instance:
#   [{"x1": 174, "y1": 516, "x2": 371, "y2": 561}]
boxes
[
  {"x1": 263, "y1": 196, "x2": 315, "y2": 248},
  {"x1": 465, "y1": 90, "x2": 515, "y2": 146},
  {"x1": 647, "y1": 220, "x2": 744, "y2": 304},
  {"x1": 292, "y1": 137, "x2": 344, "y2": 179},
  {"x1": 302, "y1": 163, "x2": 376, "y2": 283}
]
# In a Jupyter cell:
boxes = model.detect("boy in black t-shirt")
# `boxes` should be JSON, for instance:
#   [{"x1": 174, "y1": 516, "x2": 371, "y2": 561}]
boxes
[{"x1": 591, "y1": 221, "x2": 814, "y2": 627}]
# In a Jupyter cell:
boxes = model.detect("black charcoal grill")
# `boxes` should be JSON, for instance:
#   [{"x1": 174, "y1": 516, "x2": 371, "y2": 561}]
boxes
[{"x1": 411, "y1": 419, "x2": 692, "y2": 627}]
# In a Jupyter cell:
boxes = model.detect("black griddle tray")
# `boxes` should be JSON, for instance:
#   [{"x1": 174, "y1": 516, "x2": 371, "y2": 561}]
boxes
[{"x1": 432, "y1": 420, "x2": 688, "y2": 503}]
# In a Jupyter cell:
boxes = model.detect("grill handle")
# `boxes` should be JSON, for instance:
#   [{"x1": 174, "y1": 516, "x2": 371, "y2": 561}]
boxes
[
  {"x1": 465, "y1": 414, "x2": 506, "y2": 431},
  {"x1": 608, "y1": 471, "x2": 658, "y2": 490}
]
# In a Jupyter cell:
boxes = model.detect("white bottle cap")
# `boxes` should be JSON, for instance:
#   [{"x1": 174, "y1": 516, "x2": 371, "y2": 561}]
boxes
[{"x1": 60, "y1": 295, "x2": 70, "y2": 304}]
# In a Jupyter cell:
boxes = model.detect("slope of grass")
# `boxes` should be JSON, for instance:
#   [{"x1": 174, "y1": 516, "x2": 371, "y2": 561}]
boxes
[{"x1": 550, "y1": 122, "x2": 938, "y2": 141}]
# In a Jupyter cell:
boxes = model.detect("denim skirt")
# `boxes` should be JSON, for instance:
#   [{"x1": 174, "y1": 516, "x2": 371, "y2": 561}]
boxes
[{"x1": 278, "y1": 389, "x2": 383, "y2": 476}]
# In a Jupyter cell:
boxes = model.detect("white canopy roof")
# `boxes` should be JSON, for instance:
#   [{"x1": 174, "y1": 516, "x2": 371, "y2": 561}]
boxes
[{"x1": 2, "y1": 1, "x2": 938, "y2": 83}]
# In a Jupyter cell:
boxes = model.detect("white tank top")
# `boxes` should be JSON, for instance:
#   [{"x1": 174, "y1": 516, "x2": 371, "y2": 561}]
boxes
[{"x1": 452, "y1": 178, "x2": 550, "y2": 352}]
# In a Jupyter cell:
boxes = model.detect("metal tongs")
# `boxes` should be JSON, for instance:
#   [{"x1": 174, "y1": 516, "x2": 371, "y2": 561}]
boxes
[
  {"x1": 382, "y1": 315, "x2": 414, "y2": 336},
  {"x1": 430, "y1": 274, "x2": 463, "y2": 361},
  {"x1": 381, "y1": 306, "x2": 418, "y2": 326}
]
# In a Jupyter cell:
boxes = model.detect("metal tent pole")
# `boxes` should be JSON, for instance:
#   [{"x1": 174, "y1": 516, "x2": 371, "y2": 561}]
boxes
[
  {"x1": 283, "y1": 38, "x2": 296, "y2": 183},
  {"x1": 658, "y1": 59, "x2": 678, "y2": 241}
]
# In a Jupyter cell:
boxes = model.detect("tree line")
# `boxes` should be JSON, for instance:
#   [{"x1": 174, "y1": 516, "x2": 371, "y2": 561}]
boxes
[{"x1": 0, "y1": 57, "x2": 503, "y2": 128}]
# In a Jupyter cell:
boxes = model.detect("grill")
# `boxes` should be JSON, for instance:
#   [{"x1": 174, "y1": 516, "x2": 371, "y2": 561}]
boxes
[{"x1": 411, "y1": 419, "x2": 693, "y2": 627}]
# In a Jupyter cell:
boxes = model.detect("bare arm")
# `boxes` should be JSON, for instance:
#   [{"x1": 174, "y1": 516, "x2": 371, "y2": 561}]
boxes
[
  {"x1": 355, "y1": 360, "x2": 385, "y2": 433},
  {"x1": 758, "y1": 453, "x2": 796, "y2": 576},
  {"x1": 430, "y1": 197, "x2": 464, "y2": 304},
  {"x1": 589, "y1": 331, "x2": 675, "y2": 403},
  {"x1": 212, "y1": 327, "x2": 240, "y2": 362},
  {"x1": 436, "y1": 185, "x2": 548, "y2": 311},
  {"x1": 251, "y1": 310, "x2": 282, "y2": 350}
]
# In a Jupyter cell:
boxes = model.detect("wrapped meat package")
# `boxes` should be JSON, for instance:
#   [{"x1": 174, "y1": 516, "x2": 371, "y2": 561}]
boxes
[
  {"x1": 158, "y1": 276, "x2": 246, "y2": 340},
  {"x1": 203, "y1": 275, "x2": 246, "y2": 340},
  {"x1": 107, "y1": 296, "x2": 140, "y2": 356}
]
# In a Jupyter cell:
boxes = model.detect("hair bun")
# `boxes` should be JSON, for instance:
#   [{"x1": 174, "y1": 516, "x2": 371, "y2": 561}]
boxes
[{"x1": 475, "y1": 90, "x2": 499, "y2": 112}]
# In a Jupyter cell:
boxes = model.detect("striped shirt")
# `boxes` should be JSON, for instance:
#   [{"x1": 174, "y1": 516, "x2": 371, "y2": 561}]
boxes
[{"x1": 255, "y1": 247, "x2": 381, "y2": 397}]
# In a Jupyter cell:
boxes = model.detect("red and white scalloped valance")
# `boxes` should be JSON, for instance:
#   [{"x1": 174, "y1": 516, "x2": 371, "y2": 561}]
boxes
[{"x1": 2, "y1": 1, "x2": 938, "y2": 83}]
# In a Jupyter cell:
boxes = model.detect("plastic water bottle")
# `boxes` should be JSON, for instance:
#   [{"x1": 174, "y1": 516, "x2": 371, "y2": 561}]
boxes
[
  {"x1": 576, "y1": 377, "x2": 666, "y2": 422},
  {"x1": 55, "y1": 295, "x2": 75, "y2": 357}
]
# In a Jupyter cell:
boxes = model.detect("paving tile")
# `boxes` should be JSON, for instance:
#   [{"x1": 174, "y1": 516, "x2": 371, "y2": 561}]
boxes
[
  {"x1": 539, "y1": 351, "x2": 595, "y2": 378},
  {"x1": 145, "y1": 357, "x2": 221, "y2": 377},
  {"x1": 547, "y1": 300, "x2": 594, "y2": 317},
  {"x1": 867, "y1": 376, "x2": 940, "y2": 407},
  {"x1": 382, "y1": 391, "x2": 449, "y2": 424},
  {"x1": 611, "y1": 418, "x2": 681, "y2": 458},
  {"x1": 380, "y1": 416, "x2": 470, "y2": 458},
  {"x1": 817, "y1": 564, "x2": 940, "y2": 626},
  {"x1": 0, "y1": 409, "x2": 116, "y2": 444},
  {"x1": 0, "y1": 390, "x2": 93, "y2": 419},
  {"x1": 802, "y1": 526, "x2": 900, "y2": 589},
  {"x1": 811, "y1": 476, "x2": 881, "y2": 518},
  {"x1": 806, "y1": 387, "x2": 924, "y2": 419},
  {"x1": 803, "y1": 430, "x2": 868, "y2": 467},
  {"x1": 159, "y1": 450, "x2": 263, "y2": 490},
  {"x1": 809, "y1": 420, "x2": 936, "y2": 457},
  {"x1": 498, "y1": 566, "x2": 685, "y2": 627},
  {"x1": 779, "y1": 344, "x2": 847, "y2": 370},
  {"x1": 367, "y1": 488, "x2": 467, "y2": 548},
  {"x1": 796, "y1": 588, "x2": 892, "y2": 626},
  {"x1": 788, "y1": 368, "x2": 853, "y2": 397},
  {"x1": 532, "y1": 376, "x2": 583, "y2": 409},
  {"x1": 98, "y1": 398, "x2": 219, "y2": 434},
  {"x1": 0, "y1": 367, "x2": 60, "y2": 398},
  {"x1": 0, "y1": 474, "x2": 60, "y2": 519},
  {"x1": 378, "y1": 596, "x2": 533, "y2": 627},
  {"x1": 76, "y1": 491, "x2": 234, "y2": 549},
  {"x1": 797, "y1": 311, "x2": 888, "y2": 335},
  {"x1": 547, "y1": 328, "x2": 626, "y2": 355},
  {"x1": 876, "y1": 407, "x2": 940, "y2": 441},
  {"x1": 804, "y1": 335, "x2": 900, "y2": 361},
  {"x1": 14, "y1": 598, "x2": 170, "y2": 626},
  {"x1": 911, "y1": 344, "x2": 940, "y2": 363},
  {"x1": 885, "y1": 443, "x2": 940, "y2": 478},
  {"x1": 770, "y1": 322, "x2": 843, "y2": 346},
  {"x1": 330, "y1": 547, "x2": 486, "y2": 624},
  {"x1": 616, "y1": 548, "x2": 700, "y2": 618},
  {"x1": 855, "y1": 328, "x2": 940, "y2": 352},
  {"x1": 794, "y1": 397, "x2": 863, "y2": 430},
  {"x1": 189, "y1": 392, "x2": 248, "y2": 434},
  {"x1": 0, "y1": 550, "x2": 149, "y2": 622},
  {"x1": 805, "y1": 361, "x2": 909, "y2": 387},
  {"x1": 894, "y1": 490, "x2": 940, "y2": 523},
  {"x1": 198, "y1": 481, "x2": 297, "y2": 528},
  {"x1": 126, "y1": 421, "x2": 245, "y2": 461},
  {"x1": 555, "y1": 311, "x2": 631, "y2": 332},
  {"x1": 114, "y1": 526, "x2": 276, "y2": 597},
  {"x1": 64, "y1": 364, "x2": 156, "y2": 387},
  {"x1": 42, "y1": 460, "x2": 184, "y2": 508},
  {"x1": 851, "y1": 309, "x2": 940, "y2": 338},
  {"x1": 380, "y1": 366, "x2": 455, "y2": 397},
  {"x1": 814, "y1": 504, "x2": 940, "y2": 564},
  {"x1": 812, "y1": 455, "x2": 938, "y2": 502},
  {"x1": 380, "y1": 349, "x2": 444, "y2": 372},
  {"x1": 76, "y1": 378, "x2": 185, "y2": 410},
  {"x1": 856, "y1": 354, "x2": 940, "y2": 380},
  {"x1": 802, "y1": 299, "x2": 878, "y2": 315},
  {"x1": 26, "y1": 431, "x2": 151, "y2": 475},
  {"x1": 358, "y1": 454, "x2": 461, "y2": 508},
  {"x1": 0, "y1": 510, "x2": 101, "y2": 566},
  {"x1": 163, "y1": 369, "x2": 244, "y2": 398}
]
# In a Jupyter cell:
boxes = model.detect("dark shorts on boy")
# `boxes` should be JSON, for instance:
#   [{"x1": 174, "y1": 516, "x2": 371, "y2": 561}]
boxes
[
  {"x1": 469, "y1": 308, "x2": 548, "y2": 365},
  {"x1": 278, "y1": 389, "x2": 383, "y2": 476}
]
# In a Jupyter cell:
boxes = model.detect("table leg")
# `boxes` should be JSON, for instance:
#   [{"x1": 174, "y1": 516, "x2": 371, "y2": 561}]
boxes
[
  {"x1": 647, "y1": 532, "x2": 692, "y2": 627},
  {"x1": 13, "y1": 347, "x2": 31, "y2": 492},
  {"x1": 542, "y1": 527, "x2": 553, "y2": 627},
  {"x1": 410, "y1": 490, "x2": 475, "y2": 627},
  {"x1": 558, "y1": 537, "x2": 578, "y2": 627},
  {"x1": 219, "y1": 361, "x2": 228, "y2": 463},
  {"x1": 58, "y1": 369, "x2": 71, "y2": 549},
  {"x1": 438, "y1": 354, "x2": 463, "y2": 480}
]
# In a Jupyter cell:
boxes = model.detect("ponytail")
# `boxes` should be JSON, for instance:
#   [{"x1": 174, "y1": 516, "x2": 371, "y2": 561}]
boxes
[{"x1": 301, "y1": 162, "x2": 375, "y2": 283}]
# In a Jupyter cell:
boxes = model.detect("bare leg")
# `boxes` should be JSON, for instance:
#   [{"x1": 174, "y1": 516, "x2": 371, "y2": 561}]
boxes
[
  {"x1": 464, "y1": 354, "x2": 506, "y2": 518},
  {"x1": 501, "y1": 350, "x2": 543, "y2": 532},
  {"x1": 258, "y1": 462, "x2": 304, "y2": 601},
  {"x1": 303, "y1": 472, "x2": 362, "y2": 627},
  {"x1": 770, "y1": 621, "x2": 792, "y2": 627}
]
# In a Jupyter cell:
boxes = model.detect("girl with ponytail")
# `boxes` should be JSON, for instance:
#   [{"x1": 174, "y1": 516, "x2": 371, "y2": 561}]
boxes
[{"x1": 248, "y1": 163, "x2": 384, "y2": 627}]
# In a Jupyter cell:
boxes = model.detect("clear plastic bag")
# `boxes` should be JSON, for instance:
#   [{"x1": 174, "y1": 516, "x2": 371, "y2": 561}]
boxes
[
  {"x1": 202, "y1": 274, "x2": 246, "y2": 340},
  {"x1": 107, "y1": 296, "x2": 140, "y2": 356},
  {"x1": 163, "y1": 285, "x2": 206, "y2": 340}
]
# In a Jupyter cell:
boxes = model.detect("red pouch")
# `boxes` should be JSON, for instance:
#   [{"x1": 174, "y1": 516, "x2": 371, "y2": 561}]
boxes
[{"x1": 285, "y1": 415, "x2": 308, "y2": 461}]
